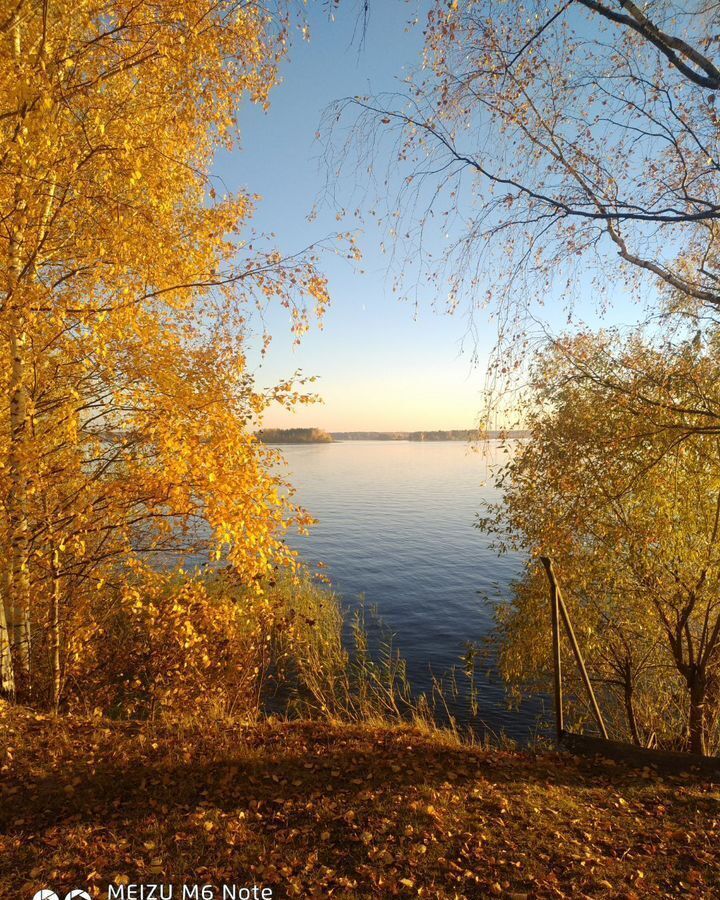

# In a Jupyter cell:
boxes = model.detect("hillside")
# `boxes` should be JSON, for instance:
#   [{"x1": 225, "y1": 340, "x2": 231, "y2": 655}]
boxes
[{"x1": 1, "y1": 709, "x2": 718, "y2": 898}]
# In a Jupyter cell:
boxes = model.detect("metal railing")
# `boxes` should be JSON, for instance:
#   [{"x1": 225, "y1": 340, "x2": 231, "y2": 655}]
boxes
[{"x1": 540, "y1": 556, "x2": 720, "y2": 775}]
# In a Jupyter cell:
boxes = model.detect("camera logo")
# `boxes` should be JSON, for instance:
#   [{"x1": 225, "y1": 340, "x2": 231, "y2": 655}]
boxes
[{"x1": 33, "y1": 891, "x2": 92, "y2": 900}]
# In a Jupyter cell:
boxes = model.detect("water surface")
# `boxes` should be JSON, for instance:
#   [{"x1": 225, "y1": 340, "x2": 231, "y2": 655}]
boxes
[{"x1": 278, "y1": 440, "x2": 545, "y2": 742}]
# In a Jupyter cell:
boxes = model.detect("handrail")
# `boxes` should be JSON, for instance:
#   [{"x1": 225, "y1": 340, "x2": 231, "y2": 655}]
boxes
[{"x1": 540, "y1": 556, "x2": 608, "y2": 740}]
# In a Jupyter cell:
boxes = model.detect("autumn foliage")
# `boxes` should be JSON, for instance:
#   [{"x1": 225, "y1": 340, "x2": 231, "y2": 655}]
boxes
[
  {"x1": 481, "y1": 329, "x2": 720, "y2": 756},
  {"x1": 0, "y1": 0, "x2": 331, "y2": 708}
]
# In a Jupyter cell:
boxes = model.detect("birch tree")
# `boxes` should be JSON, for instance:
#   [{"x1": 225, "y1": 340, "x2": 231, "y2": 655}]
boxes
[
  {"x1": 0, "y1": 0, "x2": 335, "y2": 701},
  {"x1": 481, "y1": 329, "x2": 720, "y2": 754},
  {"x1": 328, "y1": 0, "x2": 720, "y2": 363}
]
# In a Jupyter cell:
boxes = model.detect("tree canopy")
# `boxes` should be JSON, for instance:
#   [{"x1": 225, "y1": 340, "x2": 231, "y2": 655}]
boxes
[
  {"x1": 327, "y1": 0, "x2": 720, "y2": 376},
  {"x1": 0, "y1": 0, "x2": 333, "y2": 703},
  {"x1": 481, "y1": 328, "x2": 720, "y2": 754}
]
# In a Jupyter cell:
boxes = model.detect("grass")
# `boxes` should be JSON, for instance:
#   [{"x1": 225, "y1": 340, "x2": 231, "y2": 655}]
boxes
[{"x1": 1, "y1": 705, "x2": 719, "y2": 899}]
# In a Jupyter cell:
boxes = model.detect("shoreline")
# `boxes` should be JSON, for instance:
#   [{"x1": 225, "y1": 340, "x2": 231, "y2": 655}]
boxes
[{"x1": 260, "y1": 431, "x2": 529, "y2": 445}]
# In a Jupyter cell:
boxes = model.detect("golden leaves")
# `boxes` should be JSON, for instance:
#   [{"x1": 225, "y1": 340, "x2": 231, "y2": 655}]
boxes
[
  {"x1": 0, "y1": 0, "x2": 329, "y2": 708},
  {"x1": 486, "y1": 331, "x2": 720, "y2": 751}
]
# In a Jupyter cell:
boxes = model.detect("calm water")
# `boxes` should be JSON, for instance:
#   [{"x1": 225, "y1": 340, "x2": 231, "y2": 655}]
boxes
[{"x1": 278, "y1": 440, "x2": 546, "y2": 742}]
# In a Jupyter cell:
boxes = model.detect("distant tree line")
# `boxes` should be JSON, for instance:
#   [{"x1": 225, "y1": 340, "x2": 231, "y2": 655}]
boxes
[
  {"x1": 332, "y1": 430, "x2": 527, "y2": 441},
  {"x1": 258, "y1": 428, "x2": 334, "y2": 444},
  {"x1": 259, "y1": 429, "x2": 528, "y2": 443},
  {"x1": 331, "y1": 431, "x2": 408, "y2": 441}
]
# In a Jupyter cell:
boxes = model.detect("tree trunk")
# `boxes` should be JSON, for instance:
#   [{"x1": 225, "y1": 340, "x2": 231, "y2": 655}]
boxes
[
  {"x1": 0, "y1": 591, "x2": 14, "y2": 695},
  {"x1": 623, "y1": 665, "x2": 642, "y2": 747},
  {"x1": 51, "y1": 551, "x2": 62, "y2": 712},
  {"x1": 4, "y1": 13, "x2": 31, "y2": 696},
  {"x1": 6, "y1": 273, "x2": 31, "y2": 693},
  {"x1": 688, "y1": 669, "x2": 708, "y2": 756},
  {"x1": 7, "y1": 324, "x2": 31, "y2": 650}
]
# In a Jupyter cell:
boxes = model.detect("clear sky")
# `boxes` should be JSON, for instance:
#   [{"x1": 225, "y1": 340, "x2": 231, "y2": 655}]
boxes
[{"x1": 213, "y1": 2, "x2": 643, "y2": 432}]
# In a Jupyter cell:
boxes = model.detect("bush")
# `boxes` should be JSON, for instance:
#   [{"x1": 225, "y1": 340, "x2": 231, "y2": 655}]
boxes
[
  {"x1": 64, "y1": 567, "x2": 277, "y2": 718},
  {"x1": 59, "y1": 564, "x2": 431, "y2": 729}
]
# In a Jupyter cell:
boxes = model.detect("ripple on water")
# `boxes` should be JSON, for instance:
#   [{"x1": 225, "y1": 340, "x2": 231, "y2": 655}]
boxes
[{"x1": 278, "y1": 440, "x2": 547, "y2": 742}]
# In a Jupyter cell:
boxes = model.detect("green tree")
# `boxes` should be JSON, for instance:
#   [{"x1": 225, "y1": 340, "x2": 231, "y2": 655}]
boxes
[{"x1": 481, "y1": 328, "x2": 720, "y2": 755}]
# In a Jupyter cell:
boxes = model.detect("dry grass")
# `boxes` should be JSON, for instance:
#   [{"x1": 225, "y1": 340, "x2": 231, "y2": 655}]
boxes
[{"x1": 1, "y1": 705, "x2": 719, "y2": 899}]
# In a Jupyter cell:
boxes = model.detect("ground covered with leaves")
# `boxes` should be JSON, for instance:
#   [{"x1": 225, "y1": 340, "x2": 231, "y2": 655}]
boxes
[{"x1": 1, "y1": 707, "x2": 718, "y2": 899}]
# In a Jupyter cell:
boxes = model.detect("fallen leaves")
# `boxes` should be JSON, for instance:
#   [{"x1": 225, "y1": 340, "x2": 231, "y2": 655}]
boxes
[{"x1": 1, "y1": 709, "x2": 719, "y2": 898}]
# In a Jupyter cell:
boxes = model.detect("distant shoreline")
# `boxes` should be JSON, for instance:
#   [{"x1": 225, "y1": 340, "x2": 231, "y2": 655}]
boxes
[{"x1": 258, "y1": 427, "x2": 529, "y2": 444}]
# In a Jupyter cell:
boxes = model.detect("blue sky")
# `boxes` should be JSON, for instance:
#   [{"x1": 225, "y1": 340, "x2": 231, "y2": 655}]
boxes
[{"x1": 213, "y1": 2, "x2": 643, "y2": 431}]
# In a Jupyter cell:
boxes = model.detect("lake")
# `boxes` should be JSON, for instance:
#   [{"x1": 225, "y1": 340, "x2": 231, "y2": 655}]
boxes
[{"x1": 277, "y1": 439, "x2": 546, "y2": 742}]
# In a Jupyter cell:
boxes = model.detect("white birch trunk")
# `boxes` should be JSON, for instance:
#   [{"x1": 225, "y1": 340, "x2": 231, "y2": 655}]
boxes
[{"x1": 3, "y1": 15, "x2": 32, "y2": 690}]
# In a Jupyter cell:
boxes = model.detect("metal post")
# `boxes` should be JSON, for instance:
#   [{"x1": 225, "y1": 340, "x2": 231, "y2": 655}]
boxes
[
  {"x1": 540, "y1": 556, "x2": 564, "y2": 742},
  {"x1": 540, "y1": 556, "x2": 609, "y2": 741},
  {"x1": 557, "y1": 589, "x2": 609, "y2": 740}
]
